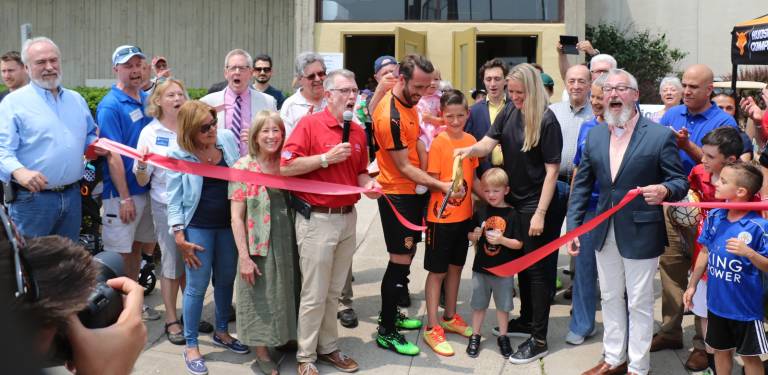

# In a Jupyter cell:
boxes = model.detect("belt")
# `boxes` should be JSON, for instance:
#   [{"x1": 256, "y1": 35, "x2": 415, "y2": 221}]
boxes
[
  {"x1": 13, "y1": 181, "x2": 79, "y2": 193},
  {"x1": 310, "y1": 205, "x2": 354, "y2": 214}
]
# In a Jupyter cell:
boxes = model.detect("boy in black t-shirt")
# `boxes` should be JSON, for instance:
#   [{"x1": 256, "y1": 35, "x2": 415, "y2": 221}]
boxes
[{"x1": 466, "y1": 168, "x2": 523, "y2": 359}]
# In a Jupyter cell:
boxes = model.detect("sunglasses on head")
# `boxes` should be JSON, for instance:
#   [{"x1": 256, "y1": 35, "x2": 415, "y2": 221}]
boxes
[
  {"x1": 115, "y1": 46, "x2": 142, "y2": 59},
  {"x1": 304, "y1": 71, "x2": 326, "y2": 81},
  {"x1": 254, "y1": 67, "x2": 272, "y2": 73},
  {"x1": 200, "y1": 120, "x2": 217, "y2": 134}
]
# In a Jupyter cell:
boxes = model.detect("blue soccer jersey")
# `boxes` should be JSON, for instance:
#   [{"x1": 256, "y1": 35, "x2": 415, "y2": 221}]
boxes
[{"x1": 698, "y1": 209, "x2": 768, "y2": 321}]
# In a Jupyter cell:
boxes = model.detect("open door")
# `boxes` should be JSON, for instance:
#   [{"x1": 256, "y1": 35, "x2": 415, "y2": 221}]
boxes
[
  {"x1": 395, "y1": 27, "x2": 426, "y2": 59},
  {"x1": 453, "y1": 27, "x2": 476, "y2": 97}
]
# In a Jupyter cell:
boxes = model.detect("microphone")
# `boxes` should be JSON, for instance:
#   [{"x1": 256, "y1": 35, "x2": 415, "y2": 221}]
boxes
[{"x1": 342, "y1": 110, "x2": 353, "y2": 143}]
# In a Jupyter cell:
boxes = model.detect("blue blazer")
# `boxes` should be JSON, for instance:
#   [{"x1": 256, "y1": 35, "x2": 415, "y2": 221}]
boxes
[
  {"x1": 566, "y1": 116, "x2": 688, "y2": 259},
  {"x1": 465, "y1": 99, "x2": 513, "y2": 176}
]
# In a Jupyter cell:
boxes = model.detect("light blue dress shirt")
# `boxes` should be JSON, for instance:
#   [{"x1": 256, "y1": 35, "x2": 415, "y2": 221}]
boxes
[{"x1": 0, "y1": 82, "x2": 97, "y2": 186}]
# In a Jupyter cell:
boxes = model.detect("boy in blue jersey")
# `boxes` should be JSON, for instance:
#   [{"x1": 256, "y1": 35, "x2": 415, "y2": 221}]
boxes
[{"x1": 684, "y1": 162, "x2": 768, "y2": 375}]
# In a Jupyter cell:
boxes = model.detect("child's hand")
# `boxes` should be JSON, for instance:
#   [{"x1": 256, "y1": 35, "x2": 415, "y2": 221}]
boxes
[
  {"x1": 725, "y1": 238, "x2": 755, "y2": 258},
  {"x1": 468, "y1": 227, "x2": 482, "y2": 242},
  {"x1": 683, "y1": 286, "x2": 696, "y2": 312},
  {"x1": 485, "y1": 229, "x2": 503, "y2": 245}
]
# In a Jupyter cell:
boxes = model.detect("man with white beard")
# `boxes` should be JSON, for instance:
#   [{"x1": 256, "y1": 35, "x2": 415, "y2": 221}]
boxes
[
  {"x1": 567, "y1": 69, "x2": 688, "y2": 375},
  {"x1": 0, "y1": 37, "x2": 98, "y2": 240}
]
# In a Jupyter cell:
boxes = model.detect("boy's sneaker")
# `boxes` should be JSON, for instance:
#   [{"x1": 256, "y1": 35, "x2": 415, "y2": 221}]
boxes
[
  {"x1": 497, "y1": 336, "x2": 513, "y2": 358},
  {"x1": 376, "y1": 328, "x2": 420, "y2": 356},
  {"x1": 508, "y1": 338, "x2": 548, "y2": 364},
  {"x1": 492, "y1": 318, "x2": 531, "y2": 337},
  {"x1": 440, "y1": 314, "x2": 473, "y2": 337},
  {"x1": 466, "y1": 334, "x2": 481, "y2": 358},
  {"x1": 423, "y1": 326, "x2": 454, "y2": 356},
  {"x1": 378, "y1": 310, "x2": 423, "y2": 330}
]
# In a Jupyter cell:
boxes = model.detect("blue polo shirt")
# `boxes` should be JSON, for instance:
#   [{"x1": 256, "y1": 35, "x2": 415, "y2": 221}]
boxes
[
  {"x1": 660, "y1": 102, "x2": 738, "y2": 174},
  {"x1": 97, "y1": 85, "x2": 152, "y2": 198},
  {"x1": 699, "y1": 209, "x2": 768, "y2": 321},
  {"x1": 573, "y1": 118, "x2": 602, "y2": 210}
]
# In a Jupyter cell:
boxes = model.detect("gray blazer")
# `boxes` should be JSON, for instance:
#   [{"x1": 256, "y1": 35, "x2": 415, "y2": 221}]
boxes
[{"x1": 566, "y1": 115, "x2": 688, "y2": 259}]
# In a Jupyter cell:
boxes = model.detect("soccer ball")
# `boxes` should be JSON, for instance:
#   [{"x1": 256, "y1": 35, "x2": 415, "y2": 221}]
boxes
[{"x1": 666, "y1": 190, "x2": 703, "y2": 228}]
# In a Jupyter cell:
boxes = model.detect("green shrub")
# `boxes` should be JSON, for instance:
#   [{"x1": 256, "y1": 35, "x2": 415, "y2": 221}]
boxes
[
  {"x1": 187, "y1": 88, "x2": 208, "y2": 100},
  {"x1": 0, "y1": 83, "x2": 6, "y2": 92},
  {"x1": 72, "y1": 86, "x2": 110, "y2": 116},
  {"x1": 587, "y1": 23, "x2": 687, "y2": 104}
]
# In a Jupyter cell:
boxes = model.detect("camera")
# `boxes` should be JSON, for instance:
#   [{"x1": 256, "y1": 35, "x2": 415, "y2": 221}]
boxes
[{"x1": 50, "y1": 250, "x2": 125, "y2": 362}]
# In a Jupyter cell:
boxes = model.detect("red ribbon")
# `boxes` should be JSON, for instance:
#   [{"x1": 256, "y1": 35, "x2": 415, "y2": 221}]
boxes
[{"x1": 93, "y1": 138, "x2": 426, "y2": 231}]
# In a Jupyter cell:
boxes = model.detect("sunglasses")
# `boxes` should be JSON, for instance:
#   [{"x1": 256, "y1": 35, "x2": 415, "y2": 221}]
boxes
[
  {"x1": 254, "y1": 67, "x2": 272, "y2": 73},
  {"x1": 0, "y1": 208, "x2": 37, "y2": 302},
  {"x1": 114, "y1": 46, "x2": 142, "y2": 60},
  {"x1": 304, "y1": 71, "x2": 326, "y2": 81},
  {"x1": 200, "y1": 120, "x2": 217, "y2": 134}
]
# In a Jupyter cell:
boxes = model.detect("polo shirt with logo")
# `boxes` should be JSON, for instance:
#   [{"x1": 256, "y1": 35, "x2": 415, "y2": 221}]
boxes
[{"x1": 372, "y1": 91, "x2": 421, "y2": 195}]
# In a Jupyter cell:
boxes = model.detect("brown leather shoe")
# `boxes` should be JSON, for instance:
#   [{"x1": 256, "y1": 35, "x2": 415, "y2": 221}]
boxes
[
  {"x1": 684, "y1": 348, "x2": 708, "y2": 371},
  {"x1": 581, "y1": 360, "x2": 628, "y2": 375},
  {"x1": 650, "y1": 333, "x2": 683, "y2": 352},
  {"x1": 318, "y1": 350, "x2": 359, "y2": 373},
  {"x1": 298, "y1": 362, "x2": 319, "y2": 375}
]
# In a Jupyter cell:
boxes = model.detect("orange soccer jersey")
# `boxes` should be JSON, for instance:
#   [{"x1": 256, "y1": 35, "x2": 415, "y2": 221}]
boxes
[
  {"x1": 372, "y1": 91, "x2": 421, "y2": 194},
  {"x1": 426, "y1": 132, "x2": 478, "y2": 223}
]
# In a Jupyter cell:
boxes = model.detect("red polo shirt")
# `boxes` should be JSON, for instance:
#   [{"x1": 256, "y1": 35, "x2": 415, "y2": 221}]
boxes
[{"x1": 281, "y1": 108, "x2": 368, "y2": 207}]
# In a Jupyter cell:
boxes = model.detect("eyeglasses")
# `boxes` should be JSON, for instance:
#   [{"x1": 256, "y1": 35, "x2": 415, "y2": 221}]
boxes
[
  {"x1": 603, "y1": 85, "x2": 636, "y2": 94},
  {"x1": 226, "y1": 65, "x2": 251, "y2": 73},
  {"x1": 114, "y1": 46, "x2": 142, "y2": 60},
  {"x1": 303, "y1": 71, "x2": 326, "y2": 81},
  {"x1": 330, "y1": 87, "x2": 359, "y2": 96},
  {"x1": 200, "y1": 120, "x2": 217, "y2": 134},
  {"x1": 0, "y1": 208, "x2": 36, "y2": 301},
  {"x1": 254, "y1": 67, "x2": 272, "y2": 73}
]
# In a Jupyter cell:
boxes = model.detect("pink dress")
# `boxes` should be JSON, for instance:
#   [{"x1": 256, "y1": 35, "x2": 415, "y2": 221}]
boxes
[{"x1": 417, "y1": 92, "x2": 444, "y2": 151}]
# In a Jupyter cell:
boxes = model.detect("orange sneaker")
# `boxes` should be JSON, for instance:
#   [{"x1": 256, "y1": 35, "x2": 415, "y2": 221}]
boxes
[
  {"x1": 440, "y1": 314, "x2": 473, "y2": 337},
  {"x1": 423, "y1": 325, "x2": 454, "y2": 356}
]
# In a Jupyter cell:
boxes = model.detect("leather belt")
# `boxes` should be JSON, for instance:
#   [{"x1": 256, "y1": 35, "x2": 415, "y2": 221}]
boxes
[
  {"x1": 13, "y1": 181, "x2": 79, "y2": 193},
  {"x1": 311, "y1": 205, "x2": 354, "y2": 214}
]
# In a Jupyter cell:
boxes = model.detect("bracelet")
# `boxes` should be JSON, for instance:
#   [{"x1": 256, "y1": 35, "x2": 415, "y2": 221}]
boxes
[{"x1": 119, "y1": 197, "x2": 133, "y2": 205}]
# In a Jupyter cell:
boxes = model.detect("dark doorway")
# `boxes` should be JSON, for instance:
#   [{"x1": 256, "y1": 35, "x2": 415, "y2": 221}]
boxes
[
  {"x1": 344, "y1": 35, "x2": 395, "y2": 91},
  {"x1": 475, "y1": 35, "x2": 538, "y2": 89}
]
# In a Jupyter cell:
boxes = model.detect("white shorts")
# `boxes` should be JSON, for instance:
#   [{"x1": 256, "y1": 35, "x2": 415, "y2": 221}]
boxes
[
  {"x1": 692, "y1": 280, "x2": 708, "y2": 318},
  {"x1": 102, "y1": 193, "x2": 156, "y2": 253},
  {"x1": 150, "y1": 199, "x2": 184, "y2": 279}
]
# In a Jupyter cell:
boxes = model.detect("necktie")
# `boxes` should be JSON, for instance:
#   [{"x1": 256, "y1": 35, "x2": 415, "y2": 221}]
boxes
[{"x1": 232, "y1": 95, "x2": 242, "y2": 139}]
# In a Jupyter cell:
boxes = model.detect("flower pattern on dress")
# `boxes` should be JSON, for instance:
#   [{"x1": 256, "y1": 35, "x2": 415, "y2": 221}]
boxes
[{"x1": 228, "y1": 156, "x2": 271, "y2": 256}]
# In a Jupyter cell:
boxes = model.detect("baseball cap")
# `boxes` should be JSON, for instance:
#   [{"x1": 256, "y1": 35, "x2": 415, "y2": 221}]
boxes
[
  {"x1": 374, "y1": 55, "x2": 397, "y2": 74},
  {"x1": 540, "y1": 72, "x2": 555, "y2": 87},
  {"x1": 471, "y1": 88, "x2": 487, "y2": 100},
  {"x1": 152, "y1": 56, "x2": 167, "y2": 67},
  {"x1": 112, "y1": 45, "x2": 146, "y2": 67}
]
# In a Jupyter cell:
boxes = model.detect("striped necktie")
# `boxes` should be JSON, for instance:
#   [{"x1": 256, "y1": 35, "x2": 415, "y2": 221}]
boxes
[{"x1": 232, "y1": 95, "x2": 242, "y2": 139}]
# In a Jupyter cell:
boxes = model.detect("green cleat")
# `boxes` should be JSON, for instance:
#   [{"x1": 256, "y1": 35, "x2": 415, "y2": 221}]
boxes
[
  {"x1": 378, "y1": 310, "x2": 423, "y2": 330},
  {"x1": 376, "y1": 330, "x2": 420, "y2": 356}
]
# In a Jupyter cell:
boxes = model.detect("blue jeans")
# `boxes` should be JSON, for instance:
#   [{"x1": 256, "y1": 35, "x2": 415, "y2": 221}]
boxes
[
  {"x1": 182, "y1": 226, "x2": 237, "y2": 348},
  {"x1": 9, "y1": 186, "x2": 81, "y2": 241},
  {"x1": 569, "y1": 209, "x2": 598, "y2": 337}
]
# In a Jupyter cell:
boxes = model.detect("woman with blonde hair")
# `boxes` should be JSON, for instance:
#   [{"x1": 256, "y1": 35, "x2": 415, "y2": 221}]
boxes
[
  {"x1": 230, "y1": 110, "x2": 298, "y2": 374},
  {"x1": 166, "y1": 100, "x2": 247, "y2": 375},
  {"x1": 454, "y1": 63, "x2": 562, "y2": 364}
]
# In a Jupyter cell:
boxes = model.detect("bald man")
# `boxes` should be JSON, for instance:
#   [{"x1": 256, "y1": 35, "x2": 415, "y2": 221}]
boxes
[{"x1": 655, "y1": 64, "x2": 741, "y2": 371}]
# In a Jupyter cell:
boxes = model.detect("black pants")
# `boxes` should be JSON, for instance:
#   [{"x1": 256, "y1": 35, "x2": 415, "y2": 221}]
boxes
[{"x1": 517, "y1": 181, "x2": 568, "y2": 342}]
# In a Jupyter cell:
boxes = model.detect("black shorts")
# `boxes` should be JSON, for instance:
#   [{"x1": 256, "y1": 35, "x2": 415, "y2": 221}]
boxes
[
  {"x1": 424, "y1": 220, "x2": 471, "y2": 273},
  {"x1": 706, "y1": 310, "x2": 768, "y2": 356},
  {"x1": 377, "y1": 194, "x2": 427, "y2": 255}
]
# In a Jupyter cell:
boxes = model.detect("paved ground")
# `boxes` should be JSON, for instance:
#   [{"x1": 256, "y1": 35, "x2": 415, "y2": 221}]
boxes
[{"x1": 128, "y1": 198, "x2": 720, "y2": 375}]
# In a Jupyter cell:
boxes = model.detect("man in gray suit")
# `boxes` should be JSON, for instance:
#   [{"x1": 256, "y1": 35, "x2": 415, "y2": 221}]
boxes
[{"x1": 566, "y1": 69, "x2": 688, "y2": 375}]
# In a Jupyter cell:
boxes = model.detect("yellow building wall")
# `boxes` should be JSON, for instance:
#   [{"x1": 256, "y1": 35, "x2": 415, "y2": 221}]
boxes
[{"x1": 315, "y1": 22, "x2": 567, "y2": 102}]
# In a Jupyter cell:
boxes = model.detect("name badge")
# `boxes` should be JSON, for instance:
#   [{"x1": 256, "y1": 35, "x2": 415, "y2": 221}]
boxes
[
  {"x1": 156, "y1": 137, "x2": 169, "y2": 146},
  {"x1": 129, "y1": 109, "x2": 144, "y2": 123}
]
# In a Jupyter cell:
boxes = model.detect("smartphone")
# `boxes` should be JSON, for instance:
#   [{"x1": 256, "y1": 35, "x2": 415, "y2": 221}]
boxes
[{"x1": 559, "y1": 35, "x2": 579, "y2": 55}]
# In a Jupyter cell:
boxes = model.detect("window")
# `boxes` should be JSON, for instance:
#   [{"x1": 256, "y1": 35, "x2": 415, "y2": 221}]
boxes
[{"x1": 318, "y1": 0, "x2": 562, "y2": 22}]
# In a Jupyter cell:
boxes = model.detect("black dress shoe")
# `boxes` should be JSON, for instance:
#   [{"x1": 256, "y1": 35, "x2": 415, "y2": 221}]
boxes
[
  {"x1": 337, "y1": 308, "x2": 359, "y2": 328},
  {"x1": 466, "y1": 334, "x2": 481, "y2": 357}
]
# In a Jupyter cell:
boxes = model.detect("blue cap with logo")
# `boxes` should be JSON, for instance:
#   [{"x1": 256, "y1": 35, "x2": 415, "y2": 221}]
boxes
[
  {"x1": 374, "y1": 55, "x2": 397, "y2": 74},
  {"x1": 111, "y1": 45, "x2": 146, "y2": 67}
]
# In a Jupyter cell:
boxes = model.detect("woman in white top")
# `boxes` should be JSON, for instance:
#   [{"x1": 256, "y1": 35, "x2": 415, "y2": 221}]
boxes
[{"x1": 134, "y1": 79, "x2": 212, "y2": 344}]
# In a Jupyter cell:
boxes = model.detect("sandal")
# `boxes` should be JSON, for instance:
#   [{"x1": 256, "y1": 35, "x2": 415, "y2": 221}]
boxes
[
  {"x1": 253, "y1": 356, "x2": 279, "y2": 375},
  {"x1": 164, "y1": 321, "x2": 185, "y2": 345}
]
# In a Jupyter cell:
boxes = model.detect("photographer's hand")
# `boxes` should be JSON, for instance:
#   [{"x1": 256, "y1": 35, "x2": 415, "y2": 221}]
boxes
[{"x1": 66, "y1": 277, "x2": 147, "y2": 375}]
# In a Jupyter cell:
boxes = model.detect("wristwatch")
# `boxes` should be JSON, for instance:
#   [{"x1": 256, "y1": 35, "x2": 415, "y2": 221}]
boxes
[
  {"x1": 320, "y1": 153, "x2": 329, "y2": 168},
  {"x1": 172, "y1": 224, "x2": 185, "y2": 232}
]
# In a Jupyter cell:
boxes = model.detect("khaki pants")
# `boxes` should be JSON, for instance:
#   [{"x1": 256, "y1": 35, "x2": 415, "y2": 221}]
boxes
[
  {"x1": 658, "y1": 208, "x2": 704, "y2": 349},
  {"x1": 295, "y1": 209, "x2": 357, "y2": 363},
  {"x1": 340, "y1": 264, "x2": 353, "y2": 309}
]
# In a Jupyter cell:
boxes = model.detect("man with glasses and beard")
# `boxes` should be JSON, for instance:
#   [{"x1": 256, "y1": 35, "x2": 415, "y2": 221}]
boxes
[
  {"x1": 568, "y1": 69, "x2": 687, "y2": 375},
  {"x1": 281, "y1": 52, "x2": 327, "y2": 137},
  {"x1": 0, "y1": 37, "x2": 97, "y2": 240},
  {"x1": 251, "y1": 54, "x2": 285, "y2": 110}
]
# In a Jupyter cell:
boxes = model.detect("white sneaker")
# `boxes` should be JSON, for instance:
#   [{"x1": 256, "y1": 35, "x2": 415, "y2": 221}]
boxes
[{"x1": 565, "y1": 327, "x2": 597, "y2": 345}]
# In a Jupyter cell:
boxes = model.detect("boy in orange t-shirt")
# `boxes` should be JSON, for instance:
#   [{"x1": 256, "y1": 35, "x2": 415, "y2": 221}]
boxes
[{"x1": 422, "y1": 89, "x2": 479, "y2": 356}]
